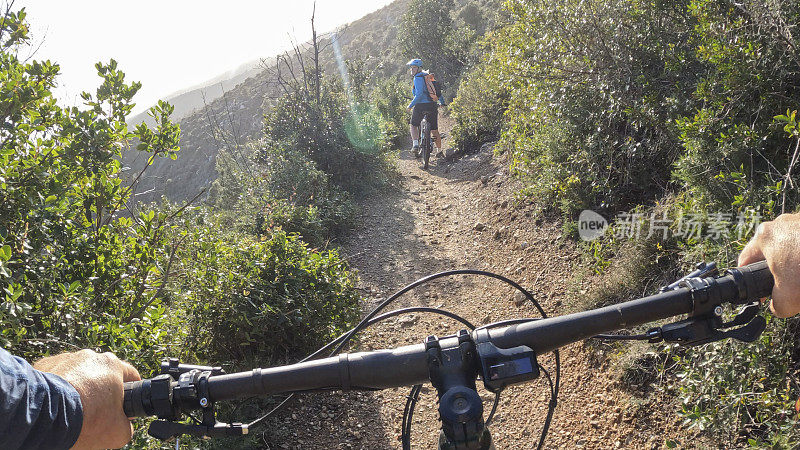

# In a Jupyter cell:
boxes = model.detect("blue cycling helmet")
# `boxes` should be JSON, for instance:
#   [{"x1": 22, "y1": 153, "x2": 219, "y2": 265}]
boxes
[{"x1": 406, "y1": 58, "x2": 423, "y2": 67}]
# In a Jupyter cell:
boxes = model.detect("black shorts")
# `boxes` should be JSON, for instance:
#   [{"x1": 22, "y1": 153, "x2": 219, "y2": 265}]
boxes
[{"x1": 410, "y1": 102, "x2": 438, "y2": 130}]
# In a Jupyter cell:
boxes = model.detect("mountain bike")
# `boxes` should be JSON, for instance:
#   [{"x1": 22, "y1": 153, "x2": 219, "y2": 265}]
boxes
[
  {"x1": 124, "y1": 260, "x2": 773, "y2": 449},
  {"x1": 420, "y1": 110, "x2": 433, "y2": 170}
]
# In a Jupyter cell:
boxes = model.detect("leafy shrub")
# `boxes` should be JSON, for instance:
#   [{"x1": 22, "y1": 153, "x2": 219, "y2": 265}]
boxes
[
  {"x1": 179, "y1": 227, "x2": 360, "y2": 367},
  {"x1": 0, "y1": 8, "x2": 181, "y2": 369},
  {"x1": 398, "y1": 0, "x2": 464, "y2": 92},
  {"x1": 673, "y1": 0, "x2": 800, "y2": 214},
  {"x1": 673, "y1": 318, "x2": 799, "y2": 447},
  {"x1": 449, "y1": 62, "x2": 509, "y2": 151},
  {"x1": 264, "y1": 74, "x2": 391, "y2": 194},
  {"x1": 488, "y1": 0, "x2": 701, "y2": 216},
  {"x1": 209, "y1": 143, "x2": 358, "y2": 246},
  {"x1": 372, "y1": 77, "x2": 411, "y2": 150}
]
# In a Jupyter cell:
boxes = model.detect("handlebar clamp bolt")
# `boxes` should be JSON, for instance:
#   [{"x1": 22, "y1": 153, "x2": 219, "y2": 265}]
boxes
[
  {"x1": 714, "y1": 306, "x2": 723, "y2": 316},
  {"x1": 199, "y1": 397, "x2": 209, "y2": 408}
]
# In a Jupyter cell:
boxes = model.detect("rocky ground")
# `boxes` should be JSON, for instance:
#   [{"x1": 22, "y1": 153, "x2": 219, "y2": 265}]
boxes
[{"x1": 260, "y1": 117, "x2": 700, "y2": 449}]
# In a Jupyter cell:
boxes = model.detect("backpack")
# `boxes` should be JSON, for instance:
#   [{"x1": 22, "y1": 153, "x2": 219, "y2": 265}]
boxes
[
  {"x1": 429, "y1": 74, "x2": 444, "y2": 105},
  {"x1": 415, "y1": 71, "x2": 444, "y2": 104}
]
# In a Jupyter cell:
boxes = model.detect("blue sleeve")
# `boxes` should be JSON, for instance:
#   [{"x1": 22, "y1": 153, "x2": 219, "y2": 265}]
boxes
[
  {"x1": 0, "y1": 347, "x2": 83, "y2": 450},
  {"x1": 408, "y1": 75, "x2": 427, "y2": 109}
]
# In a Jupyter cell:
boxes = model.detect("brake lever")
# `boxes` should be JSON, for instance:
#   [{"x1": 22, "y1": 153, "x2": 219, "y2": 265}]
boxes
[
  {"x1": 721, "y1": 303, "x2": 760, "y2": 328},
  {"x1": 649, "y1": 303, "x2": 766, "y2": 346},
  {"x1": 718, "y1": 315, "x2": 767, "y2": 343}
]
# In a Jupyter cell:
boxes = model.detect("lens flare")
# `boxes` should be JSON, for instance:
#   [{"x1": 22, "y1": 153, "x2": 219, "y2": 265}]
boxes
[{"x1": 331, "y1": 32, "x2": 383, "y2": 153}]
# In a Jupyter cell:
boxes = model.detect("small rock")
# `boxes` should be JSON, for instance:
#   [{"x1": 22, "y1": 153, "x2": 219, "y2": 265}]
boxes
[
  {"x1": 501, "y1": 200, "x2": 509, "y2": 208},
  {"x1": 480, "y1": 175, "x2": 489, "y2": 185},
  {"x1": 493, "y1": 229, "x2": 502, "y2": 240},
  {"x1": 398, "y1": 315, "x2": 418, "y2": 327},
  {"x1": 442, "y1": 204, "x2": 451, "y2": 211},
  {"x1": 520, "y1": 241, "x2": 529, "y2": 249},
  {"x1": 512, "y1": 291, "x2": 527, "y2": 306},
  {"x1": 474, "y1": 222, "x2": 486, "y2": 232}
]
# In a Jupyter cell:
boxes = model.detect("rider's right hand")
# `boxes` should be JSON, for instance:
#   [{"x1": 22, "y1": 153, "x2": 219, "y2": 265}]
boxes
[
  {"x1": 738, "y1": 212, "x2": 800, "y2": 317},
  {"x1": 35, "y1": 349, "x2": 141, "y2": 450}
]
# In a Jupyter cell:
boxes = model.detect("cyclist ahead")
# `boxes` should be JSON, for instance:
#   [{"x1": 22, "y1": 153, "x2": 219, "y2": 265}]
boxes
[{"x1": 406, "y1": 58, "x2": 444, "y2": 158}]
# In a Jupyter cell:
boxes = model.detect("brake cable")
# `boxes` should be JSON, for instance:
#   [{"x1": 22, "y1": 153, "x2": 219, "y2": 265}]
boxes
[
  {"x1": 245, "y1": 269, "x2": 560, "y2": 450},
  {"x1": 245, "y1": 306, "x2": 476, "y2": 431}
]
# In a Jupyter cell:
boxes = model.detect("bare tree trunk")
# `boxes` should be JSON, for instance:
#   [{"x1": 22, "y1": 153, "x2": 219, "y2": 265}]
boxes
[{"x1": 312, "y1": 1, "x2": 321, "y2": 107}]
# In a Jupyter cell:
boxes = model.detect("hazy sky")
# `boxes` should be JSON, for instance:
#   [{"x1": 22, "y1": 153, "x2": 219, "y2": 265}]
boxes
[{"x1": 16, "y1": 0, "x2": 394, "y2": 115}]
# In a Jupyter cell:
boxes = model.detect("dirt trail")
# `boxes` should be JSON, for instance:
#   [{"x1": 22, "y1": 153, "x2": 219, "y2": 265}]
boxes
[{"x1": 263, "y1": 117, "x2": 691, "y2": 449}]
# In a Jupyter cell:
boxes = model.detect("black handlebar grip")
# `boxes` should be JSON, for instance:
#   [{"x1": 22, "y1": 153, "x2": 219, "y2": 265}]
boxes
[
  {"x1": 123, "y1": 380, "x2": 148, "y2": 418},
  {"x1": 735, "y1": 260, "x2": 774, "y2": 302}
]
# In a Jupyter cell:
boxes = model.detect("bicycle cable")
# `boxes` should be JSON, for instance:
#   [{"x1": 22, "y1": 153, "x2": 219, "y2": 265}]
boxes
[
  {"x1": 243, "y1": 269, "x2": 559, "y2": 450},
  {"x1": 246, "y1": 306, "x2": 475, "y2": 430}
]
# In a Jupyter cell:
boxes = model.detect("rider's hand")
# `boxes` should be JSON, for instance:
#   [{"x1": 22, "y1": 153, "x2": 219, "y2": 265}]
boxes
[
  {"x1": 34, "y1": 349, "x2": 141, "y2": 450},
  {"x1": 738, "y1": 212, "x2": 800, "y2": 317}
]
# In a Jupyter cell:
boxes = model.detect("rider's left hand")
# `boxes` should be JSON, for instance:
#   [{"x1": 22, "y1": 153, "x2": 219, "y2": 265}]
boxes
[{"x1": 35, "y1": 350, "x2": 141, "y2": 450}]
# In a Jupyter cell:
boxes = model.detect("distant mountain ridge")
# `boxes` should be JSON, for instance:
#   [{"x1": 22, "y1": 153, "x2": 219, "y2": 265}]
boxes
[{"x1": 127, "y1": 58, "x2": 264, "y2": 127}]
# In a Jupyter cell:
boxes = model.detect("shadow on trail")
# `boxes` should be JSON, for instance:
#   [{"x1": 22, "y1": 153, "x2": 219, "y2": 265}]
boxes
[
  {"x1": 344, "y1": 151, "x2": 461, "y2": 303},
  {"x1": 414, "y1": 143, "x2": 504, "y2": 188},
  {"x1": 259, "y1": 146, "x2": 535, "y2": 449}
]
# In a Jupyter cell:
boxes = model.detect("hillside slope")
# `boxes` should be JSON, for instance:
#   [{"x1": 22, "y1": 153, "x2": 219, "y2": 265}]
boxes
[{"x1": 122, "y1": 0, "x2": 410, "y2": 205}]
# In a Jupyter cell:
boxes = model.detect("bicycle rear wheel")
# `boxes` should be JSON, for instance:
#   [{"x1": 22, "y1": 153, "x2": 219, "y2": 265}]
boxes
[{"x1": 421, "y1": 119, "x2": 431, "y2": 170}]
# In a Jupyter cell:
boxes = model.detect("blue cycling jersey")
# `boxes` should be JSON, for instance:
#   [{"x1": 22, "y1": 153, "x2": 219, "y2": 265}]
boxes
[{"x1": 0, "y1": 347, "x2": 83, "y2": 449}]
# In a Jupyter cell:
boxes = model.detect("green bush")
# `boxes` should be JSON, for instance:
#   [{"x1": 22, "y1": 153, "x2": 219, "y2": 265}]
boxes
[
  {"x1": 372, "y1": 77, "x2": 411, "y2": 150},
  {"x1": 398, "y1": 0, "x2": 464, "y2": 93},
  {"x1": 209, "y1": 143, "x2": 358, "y2": 246},
  {"x1": 487, "y1": 0, "x2": 699, "y2": 216},
  {"x1": 449, "y1": 62, "x2": 509, "y2": 151},
  {"x1": 179, "y1": 227, "x2": 360, "y2": 367},
  {"x1": 673, "y1": 0, "x2": 800, "y2": 214},
  {"x1": 673, "y1": 318, "x2": 798, "y2": 447},
  {"x1": 264, "y1": 74, "x2": 391, "y2": 194},
  {"x1": 0, "y1": 8, "x2": 181, "y2": 369}
]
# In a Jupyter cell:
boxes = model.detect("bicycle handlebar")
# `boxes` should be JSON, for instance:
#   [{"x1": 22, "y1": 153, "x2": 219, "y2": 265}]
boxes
[
  {"x1": 489, "y1": 259, "x2": 772, "y2": 354},
  {"x1": 123, "y1": 261, "x2": 774, "y2": 435}
]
